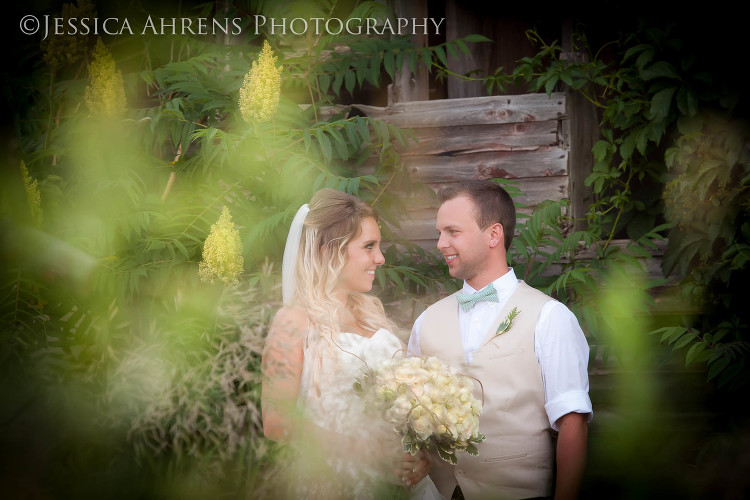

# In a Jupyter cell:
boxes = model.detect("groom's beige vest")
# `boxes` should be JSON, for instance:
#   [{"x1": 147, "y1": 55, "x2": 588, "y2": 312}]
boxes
[{"x1": 418, "y1": 281, "x2": 554, "y2": 500}]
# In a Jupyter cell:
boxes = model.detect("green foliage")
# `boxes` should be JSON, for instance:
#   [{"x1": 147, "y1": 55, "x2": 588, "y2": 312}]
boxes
[
  {"x1": 662, "y1": 114, "x2": 750, "y2": 289},
  {"x1": 118, "y1": 271, "x2": 281, "y2": 497},
  {"x1": 443, "y1": 27, "x2": 750, "y2": 389},
  {"x1": 656, "y1": 113, "x2": 750, "y2": 388},
  {"x1": 650, "y1": 323, "x2": 750, "y2": 388},
  {"x1": 1, "y1": 1, "x2": 497, "y2": 495},
  {"x1": 510, "y1": 28, "x2": 713, "y2": 244},
  {"x1": 511, "y1": 199, "x2": 595, "y2": 287}
]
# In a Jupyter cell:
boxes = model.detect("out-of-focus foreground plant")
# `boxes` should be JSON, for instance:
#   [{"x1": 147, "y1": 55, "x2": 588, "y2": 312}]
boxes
[{"x1": 0, "y1": 0, "x2": 487, "y2": 496}]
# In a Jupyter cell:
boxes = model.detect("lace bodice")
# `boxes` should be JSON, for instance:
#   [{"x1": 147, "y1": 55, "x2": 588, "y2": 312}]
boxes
[
  {"x1": 295, "y1": 328, "x2": 405, "y2": 498},
  {"x1": 298, "y1": 329, "x2": 402, "y2": 432}
]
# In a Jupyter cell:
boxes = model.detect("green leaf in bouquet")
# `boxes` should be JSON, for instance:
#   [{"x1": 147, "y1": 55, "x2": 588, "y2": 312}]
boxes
[
  {"x1": 405, "y1": 441, "x2": 420, "y2": 456},
  {"x1": 437, "y1": 445, "x2": 458, "y2": 464},
  {"x1": 465, "y1": 443, "x2": 479, "y2": 456}
]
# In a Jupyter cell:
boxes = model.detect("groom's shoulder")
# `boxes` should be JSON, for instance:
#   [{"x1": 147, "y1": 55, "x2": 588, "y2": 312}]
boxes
[{"x1": 517, "y1": 280, "x2": 557, "y2": 304}]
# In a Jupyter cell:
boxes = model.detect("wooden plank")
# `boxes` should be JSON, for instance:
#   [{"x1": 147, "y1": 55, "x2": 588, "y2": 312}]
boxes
[
  {"x1": 565, "y1": 88, "x2": 597, "y2": 231},
  {"x1": 381, "y1": 148, "x2": 569, "y2": 182},
  {"x1": 389, "y1": 0, "x2": 430, "y2": 104},
  {"x1": 445, "y1": 0, "x2": 485, "y2": 99},
  {"x1": 444, "y1": 1, "x2": 538, "y2": 98},
  {"x1": 401, "y1": 120, "x2": 559, "y2": 155},
  {"x1": 356, "y1": 94, "x2": 566, "y2": 126},
  {"x1": 353, "y1": 93, "x2": 566, "y2": 128},
  {"x1": 377, "y1": 176, "x2": 568, "y2": 217},
  {"x1": 561, "y1": 19, "x2": 598, "y2": 232},
  {"x1": 562, "y1": 77, "x2": 597, "y2": 233},
  {"x1": 396, "y1": 202, "x2": 543, "y2": 222},
  {"x1": 370, "y1": 92, "x2": 565, "y2": 112}
]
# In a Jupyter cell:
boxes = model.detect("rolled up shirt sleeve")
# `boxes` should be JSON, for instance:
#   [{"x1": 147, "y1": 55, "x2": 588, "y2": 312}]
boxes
[{"x1": 536, "y1": 300, "x2": 593, "y2": 431}]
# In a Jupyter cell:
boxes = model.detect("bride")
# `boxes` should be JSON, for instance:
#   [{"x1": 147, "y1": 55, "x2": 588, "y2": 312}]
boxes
[{"x1": 261, "y1": 189, "x2": 434, "y2": 499}]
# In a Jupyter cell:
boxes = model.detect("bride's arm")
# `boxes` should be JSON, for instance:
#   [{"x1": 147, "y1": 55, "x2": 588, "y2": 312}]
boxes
[
  {"x1": 262, "y1": 308, "x2": 405, "y2": 475},
  {"x1": 261, "y1": 306, "x2": 306, "y2": 441},
  {"x1": 262, "y1": 307, "x2": 386, "y2": 449}
]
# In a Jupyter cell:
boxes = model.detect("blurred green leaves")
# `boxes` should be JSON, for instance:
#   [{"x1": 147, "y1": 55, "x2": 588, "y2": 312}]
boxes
[{"x1": 0, "y1": 1, "x2": 483, "y2": 496}]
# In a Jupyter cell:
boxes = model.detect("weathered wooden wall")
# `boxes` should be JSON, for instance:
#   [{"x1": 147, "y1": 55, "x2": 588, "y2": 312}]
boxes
[
  {"x1": 354, "y1": 92, "x2": 569, "y2": 248},
  {"x1": 443, "y1": 0, "x2": 540, "y2": 98}
]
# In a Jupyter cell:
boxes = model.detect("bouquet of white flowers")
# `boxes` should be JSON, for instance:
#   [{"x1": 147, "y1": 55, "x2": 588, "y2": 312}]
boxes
[{"x1": 355, "y1": 355, "x2": 486, "y2": 464}]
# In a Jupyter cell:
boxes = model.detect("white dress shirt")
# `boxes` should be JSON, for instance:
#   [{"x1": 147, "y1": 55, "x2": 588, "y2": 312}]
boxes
[{"x1": 408, "y1": 268, "x2": 593, "y2": 430}]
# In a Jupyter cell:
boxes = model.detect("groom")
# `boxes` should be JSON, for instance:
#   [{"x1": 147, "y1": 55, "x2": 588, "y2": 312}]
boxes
[{"x1": 407, "y1": 180, "x2": 592, "y2": 500}]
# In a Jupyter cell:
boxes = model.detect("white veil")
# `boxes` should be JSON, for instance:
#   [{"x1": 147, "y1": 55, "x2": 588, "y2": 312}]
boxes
[{"x1": 281, "y1": 204, "x2": 309, "y2": 305}]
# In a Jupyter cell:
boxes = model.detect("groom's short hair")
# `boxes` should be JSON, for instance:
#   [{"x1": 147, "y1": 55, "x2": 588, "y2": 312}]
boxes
[{"x1": 437, "y1": 180, "x2": 516, "y2": 251}]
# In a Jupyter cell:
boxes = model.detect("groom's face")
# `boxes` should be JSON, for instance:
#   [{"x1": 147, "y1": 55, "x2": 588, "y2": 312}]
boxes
[{"x1": 436, "y1": 195, "x2": 490, "y2": 283}]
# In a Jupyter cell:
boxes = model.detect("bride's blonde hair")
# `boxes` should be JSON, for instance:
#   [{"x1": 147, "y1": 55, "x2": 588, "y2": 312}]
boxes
[{"x1": 292, "y1": 189, "x2": 398, "y2": 388}]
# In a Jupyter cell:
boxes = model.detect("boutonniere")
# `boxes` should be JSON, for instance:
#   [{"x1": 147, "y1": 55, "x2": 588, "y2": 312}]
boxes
[{"x1": 491, "y1": 307, "x2": 520, "y2": 339}]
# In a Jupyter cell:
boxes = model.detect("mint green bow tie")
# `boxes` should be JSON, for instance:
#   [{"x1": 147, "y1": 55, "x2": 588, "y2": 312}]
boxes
[{"x1": 455, "y1": 284, "x2": 499, "y2": 312}]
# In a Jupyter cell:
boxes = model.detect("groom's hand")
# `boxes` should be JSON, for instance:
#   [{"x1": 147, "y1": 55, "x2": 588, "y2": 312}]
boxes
[{"x1": 398, "y1": 450, "x2": 430, "y2": 487}]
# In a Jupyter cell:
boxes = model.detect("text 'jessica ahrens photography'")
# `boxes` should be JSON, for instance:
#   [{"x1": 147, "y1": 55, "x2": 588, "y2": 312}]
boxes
[{"x1": 21, "y1": 14, "x2": 446, "y2": 40}]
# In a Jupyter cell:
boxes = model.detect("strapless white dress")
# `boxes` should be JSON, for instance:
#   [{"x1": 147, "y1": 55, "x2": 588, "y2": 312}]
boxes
[
  {"x1": 294, "y1": 328, "x2": 403, "y2": 498},
  {"x1": 292, "y1": 328, "x2": 444, "y2": 500}
]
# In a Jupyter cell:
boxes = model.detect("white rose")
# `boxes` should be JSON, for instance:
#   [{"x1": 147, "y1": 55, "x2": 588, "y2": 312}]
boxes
[
  {"x1": 410, "y1": 404, "x2": 427, "y2": 420},
  {"x1": 471, "y1": 399, "x2": 482, "y2": 415},
  {"x1": 422, "y1": 382, "x2": 437, "y2": 397},
  {"x1": 410, "y1": 383, "x2": 425, "y2": 397},
  {"x1": 434, "y1": 374, "x2": 450, "y2": 388},
  {"x1": 457, "y1": 386, "x2": 472, "y2": 402},
  {"x1": 433, "y1": 391, "x2": 448, "y2": 404},
  {"x1": 379, "y1": 371, "x2": 400, "y2": 391},
  {"x1": 411, "y1": 415, "x2": 433, "y2": 441},
  {"x1": 473, "y1": 415, "x2": 481, "y2": 429},
  {"x1": 428, "y1": 403, "x2": 443, "y2": 420},
  {"x1": 459, "y1": 376, "x2": 474, "y2": 390},
  {"x1": 424, "y1": 357, "x2": 444, "y2": 373},
  {"x1": 403, "y1": 357, "x2": 423, "y2": 370},
  {"x1": 389, "y1": 395, "x2": 412, "y2": 420},
  {"x1": 385, "y1": 407, "x2": 402, "y2": 424},
  {"x1": 441, "y1": 406, "x2": 458, "y2": 426},
  {"x1": 447, "y1": 397, "x2": 462, "y2": 412},
  {"x1": 393, "y1": 364, "x2": 430, "y2": 385}
]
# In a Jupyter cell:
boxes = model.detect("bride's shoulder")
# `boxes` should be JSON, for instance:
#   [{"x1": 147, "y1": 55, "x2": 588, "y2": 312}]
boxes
[
  {"x1": 270, "y1": 305, "x2": 309, "y2": 339},
  {"x1": 264, "y1": 306, "x2": 309, "y2": 362}
]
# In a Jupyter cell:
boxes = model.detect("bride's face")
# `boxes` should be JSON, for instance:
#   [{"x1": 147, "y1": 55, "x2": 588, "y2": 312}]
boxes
[{"x1": 337, "y1": 217, "x2": 385, "y2": 294}]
